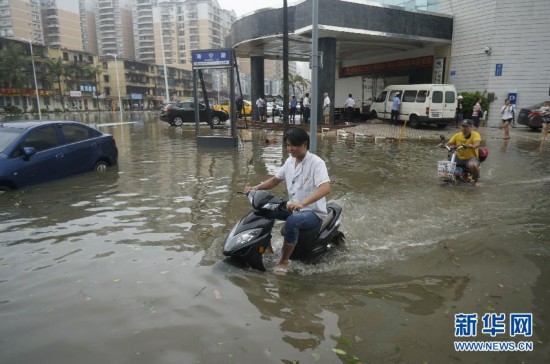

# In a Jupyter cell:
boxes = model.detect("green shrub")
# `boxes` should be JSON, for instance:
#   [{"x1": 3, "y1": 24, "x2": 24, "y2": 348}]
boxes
[
  {"x1": 458, "y1": 91, "x2": 488, "y2": 119},
  {"x1": 3, "y1": 105, "x2": 22, "y2": 114}
]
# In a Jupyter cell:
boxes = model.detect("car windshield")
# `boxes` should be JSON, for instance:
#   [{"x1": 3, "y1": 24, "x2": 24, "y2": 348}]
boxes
[{"x1": 0, "y1": 127, "x2": 24, "y2": 153}]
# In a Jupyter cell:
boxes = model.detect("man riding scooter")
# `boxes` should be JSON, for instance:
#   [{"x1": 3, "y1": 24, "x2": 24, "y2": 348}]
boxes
[
  {"x1": 244, "y1": 127, "x2": 331, "y2": 272},
  {"x1": 440, "y1": 119, "x2": 482, "y2": 185}
]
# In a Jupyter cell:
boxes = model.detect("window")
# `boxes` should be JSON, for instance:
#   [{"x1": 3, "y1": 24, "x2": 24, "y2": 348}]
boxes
[
  {"x1": 416, "y1": 90, "x2": 428, "y2": 102},
  {"x1": 61, "y1": 124, "x2": 94, "y2": 144},
  {"x1": 402, "y1": 90, "x2": 417, "y2": 102},
  {"x1": 445, "y1": 91, "x2": 456, "y2": 104},
  {"x1": 376, "y1": 91, "x2": 387, "y2": 102},
  {"x1": 389, "y1": 90, "x2": 401, "y2": 100},
  {"x1": 104, "y1": 75, "x2": 110, "y2": 82},
  {"x1": 432, "y1": 91, "x2": 443, "y2": 103},
  {"x1": 21, "y1": 126, "x2": 59, "y2": 152}
]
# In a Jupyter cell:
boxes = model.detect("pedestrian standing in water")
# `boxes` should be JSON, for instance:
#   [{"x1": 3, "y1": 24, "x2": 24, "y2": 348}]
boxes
[{"x1": 500, "y1": 98, "x2": 514, "y2": 139}]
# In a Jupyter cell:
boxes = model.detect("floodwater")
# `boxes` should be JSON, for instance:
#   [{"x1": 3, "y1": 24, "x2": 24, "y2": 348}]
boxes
[{"x1": 1, "y1": 113, "x2": 549, "y2": 363}]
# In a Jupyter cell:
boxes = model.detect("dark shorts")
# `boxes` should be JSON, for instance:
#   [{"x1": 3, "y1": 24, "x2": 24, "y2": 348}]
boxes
[
  {"x1": 502, "y1": 118, "x2": 512, "y2": 123},
  {"x1": 457, "y1": 157, "x2": 479, "y2": 169},
  {"x1": 542, "y1": 116, "x2": 550, "y2": 124}
]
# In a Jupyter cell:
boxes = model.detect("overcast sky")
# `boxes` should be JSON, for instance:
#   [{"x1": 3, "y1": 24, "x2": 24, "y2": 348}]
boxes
[
  {"x1": 56, "y1": 0, "x2": 299, "y2": 19},
  {"x1": 216, "y1": 0, "x2": 302, "y2": 17}
]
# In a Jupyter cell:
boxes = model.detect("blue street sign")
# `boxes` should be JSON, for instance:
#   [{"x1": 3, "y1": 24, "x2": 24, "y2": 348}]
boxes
[
  {"x1": 508, "y1": 92, "x2": 517, "y2": 104},
  {"x1": 495, "y1": 64, "x2": 503, "y2": 76},
  {"x1": 192, "y1": 49, "x2": 231, "y2": 68}
]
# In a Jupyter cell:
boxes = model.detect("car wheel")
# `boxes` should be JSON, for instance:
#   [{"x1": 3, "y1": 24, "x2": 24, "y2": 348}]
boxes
[
  {"x1": 0, "y1": 185, "x2": 12, "y2": 193},
  {"x1": 172, "y1": 116, "x2": 184, "y2": 126},
  {"x1": 409, "y1": 115, "x2": 420, "y2": 129},
  {"x1": 211, "y1": 116, "x2": 221, "y2": 125},
  {"x1": 94, "y1": 160, "x2": 109, "y2": 172}
]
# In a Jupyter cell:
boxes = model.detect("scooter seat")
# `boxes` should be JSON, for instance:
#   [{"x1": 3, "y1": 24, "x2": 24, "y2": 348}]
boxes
[
  {"x1": 279, "y1": 208, "x2": 334, "y2": 235},
  {"x1": 320, "y1": 209, "x2": 334, "y2": 231}
]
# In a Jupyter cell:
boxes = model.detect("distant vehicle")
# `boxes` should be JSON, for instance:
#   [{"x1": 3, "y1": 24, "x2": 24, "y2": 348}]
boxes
[
  {"x1": 517, "y1": 102, "x2": 548, "y2": 130},
  {"x1": 212, "y1": 99, "x2": 252, "y2": 117},
  {"x1": 369, "y1": 84, "x2": 457, "y2": 128},
  {"x1": 0, "y1": 121, "x2": 118, "y2": 192},
  {"x1": 160, "y1": 102, "x2": 229, "y2": 126}
]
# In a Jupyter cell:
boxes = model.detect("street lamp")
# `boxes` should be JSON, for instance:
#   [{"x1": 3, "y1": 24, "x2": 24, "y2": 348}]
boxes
[
  {"x1": 106, "y1": 52, "x2": 123, "y2": 123},
  {"x1": 21, "y1": 37, "x2": 42, "y2": 120},
  {"x1": 156, "y1": 1, "x2": 170, "y2": 104}
]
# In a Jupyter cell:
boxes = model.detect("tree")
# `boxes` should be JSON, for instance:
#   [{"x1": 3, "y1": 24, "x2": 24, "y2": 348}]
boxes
[
  {"x1": 44, "y1": 58, "x2": 67, "y2": 110},
  {"x1": 284, "y1": 72, "x2": 308, "y2": 97},
  {"x1": 0, "y1": 43, "x2": 28, "y2": 91},
  {"x1": 84, "y1": 64, "x2": 103, "y2": 111}
]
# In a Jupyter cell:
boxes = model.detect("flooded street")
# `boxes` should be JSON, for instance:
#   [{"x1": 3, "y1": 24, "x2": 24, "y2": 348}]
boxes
[{"x1": 1, "y1": 114, "x2": 549, "y2": 363}]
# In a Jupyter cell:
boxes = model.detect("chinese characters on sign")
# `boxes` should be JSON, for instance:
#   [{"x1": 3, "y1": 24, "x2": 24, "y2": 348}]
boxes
[
  {"x1": 192, "y1": 49, "x2": 231, "y2": 68},
  {"x1": 454, "y1": 313, "x2": 534, "y2": 352},
  {"x1": 339, "y1": 56, "x2": 434, "y2": 77}
]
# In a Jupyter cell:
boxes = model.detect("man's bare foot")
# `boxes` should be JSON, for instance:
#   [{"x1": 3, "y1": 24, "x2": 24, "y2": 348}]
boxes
[{"x1": 274, "y1": 260, "x2": 289, "y2": 275}]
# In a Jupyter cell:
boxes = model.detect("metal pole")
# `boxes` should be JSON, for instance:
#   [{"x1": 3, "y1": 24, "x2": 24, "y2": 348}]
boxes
[
  {"x1": 217, "y1": 71, "x2": 220, "y2": 104},
  {"x1": 114, "y1": 55, "x2": 123, "y2": 123},
  {"x1": 107, "y1": 53, "x2": 124, "y2": 124},
  {"x1": 29, "y1": 39, "x2": 42, "y2": 120},
  {"x1": 310, "y1": 0, "x2": 319, "y2": 152},
  {"x1": 157, "y1": 1, "x2": 170, "y2": 104},
  {"x1": 282, "y1": 0, "x2": 289, "y2": 133}
]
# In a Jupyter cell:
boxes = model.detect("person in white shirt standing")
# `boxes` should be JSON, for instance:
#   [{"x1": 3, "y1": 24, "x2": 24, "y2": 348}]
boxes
[
  {"x1": 303, "y1": 93, "x2": 311, "y2": 124},
  {"x1": 256, "y1": 95, "x2": 266, "y2": 122},
  {"x1": 500, "y1": 98, "x2": 514, "y2": 139},
  {"x1": 344, "y1": 94, "x2": 356, "y2": 122},
  {"x1": 244, "y1": 128, "x2": 331, "y2": 272},
  {"x1": 323, "y1": 92, "x2": 331, "y2": 124}
]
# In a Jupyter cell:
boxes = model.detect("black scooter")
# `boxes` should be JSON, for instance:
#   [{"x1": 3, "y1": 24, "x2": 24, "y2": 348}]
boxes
[{"x1": 223, "y1": 190, "x2": 345, "y2": 271}]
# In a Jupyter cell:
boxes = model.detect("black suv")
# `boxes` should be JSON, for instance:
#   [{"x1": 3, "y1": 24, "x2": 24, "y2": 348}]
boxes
[{"x1": 160, "y1": 102, "x2": 229, "y2": 126}]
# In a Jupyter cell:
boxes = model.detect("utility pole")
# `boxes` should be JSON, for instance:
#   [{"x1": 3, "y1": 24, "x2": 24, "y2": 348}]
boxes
[
  {"x1": 310, "y1": 0, "x2": 319, "y2": 152},
  {"x1": 283, "y1": 0, "x2": 289, "y2": 133}
]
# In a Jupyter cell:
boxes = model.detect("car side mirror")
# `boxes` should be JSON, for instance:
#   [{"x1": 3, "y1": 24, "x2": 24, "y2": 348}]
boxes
[{"x1": 22, "y1": 146, "x2": 36, "y2": 161}]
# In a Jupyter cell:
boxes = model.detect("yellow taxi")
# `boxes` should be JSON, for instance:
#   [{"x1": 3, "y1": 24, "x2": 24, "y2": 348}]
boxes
[{"x1": 212, "y1": 99, "x2": 252, "y2": 117}]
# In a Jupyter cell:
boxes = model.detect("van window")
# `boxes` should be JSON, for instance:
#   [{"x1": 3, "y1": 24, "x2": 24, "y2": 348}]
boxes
[
  {"x1": 416, "y1": 90, "x2": 428, "y2": 102},
  {"x1": 445, "y1": 91, "x2": 456, "y2": 103},
  {"x1": 376, "y1": 91, "x2": 387, "y2": 102},
  {"x1": 402, "y1": 90, "x2": 417, "y2": 102},
  {"x1": 432, "y1": 91, "x2": 443, "y2": 103},
  {"x1": 389, "y1": 90, "x2": 401, "y2": 100}
]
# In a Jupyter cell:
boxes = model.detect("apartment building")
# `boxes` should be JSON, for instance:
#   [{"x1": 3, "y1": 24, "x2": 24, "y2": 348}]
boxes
[
  {"x1": 0, "y1": 0, "x2": 43, "y2": 42},
  {"x1": 40, "y1": 0, "x2": 83, "y2": 50},
  {"x1": 96, "y1": 0, "x2": 134, "y2": 59}
]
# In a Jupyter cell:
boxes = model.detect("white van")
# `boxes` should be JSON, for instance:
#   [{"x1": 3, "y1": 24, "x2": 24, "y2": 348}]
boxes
[{"x1": 370, "y1": 84, "x2": 457, "y2": 128}]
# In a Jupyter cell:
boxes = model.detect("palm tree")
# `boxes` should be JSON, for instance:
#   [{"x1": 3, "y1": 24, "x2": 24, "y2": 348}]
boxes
[
  {"x1": 284, "y1": 72, "x2": 307, "y2": 97},
  {"x1": 298, "y1": 77, "x2": 311, "y2": 95},
  {"x1": 0, "y1": 43, "x2": 28, "y2": 92},
  {"x1": 44, "y1": 58, "x2": 67, "y2": 110},
  {"x1": 84, "y1": 64, "x2": 103, "y2": 111}
]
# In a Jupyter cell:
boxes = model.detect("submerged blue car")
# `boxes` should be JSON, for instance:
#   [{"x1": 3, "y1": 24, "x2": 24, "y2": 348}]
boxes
[{"x1": 0, "y1": 121, "x2": 118, "y2": 191}]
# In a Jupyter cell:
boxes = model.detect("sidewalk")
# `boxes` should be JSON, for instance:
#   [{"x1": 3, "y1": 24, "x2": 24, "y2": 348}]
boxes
[
  {"x1": 322, "y1": 120, "x2": 543, "y2": 142},
  {"x1": 240, "y1": 118, "x2": 543, "y2": 142}
]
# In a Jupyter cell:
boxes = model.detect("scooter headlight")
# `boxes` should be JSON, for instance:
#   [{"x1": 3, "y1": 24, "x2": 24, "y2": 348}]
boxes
[{"x1": 224, "y1": 228, "x2": 263, "y2": 252}]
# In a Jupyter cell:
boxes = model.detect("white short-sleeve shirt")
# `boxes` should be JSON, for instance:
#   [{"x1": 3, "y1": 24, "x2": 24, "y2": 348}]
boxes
[{"x1": 275, "y1": 151, "x2": 330, "y2": 218}]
